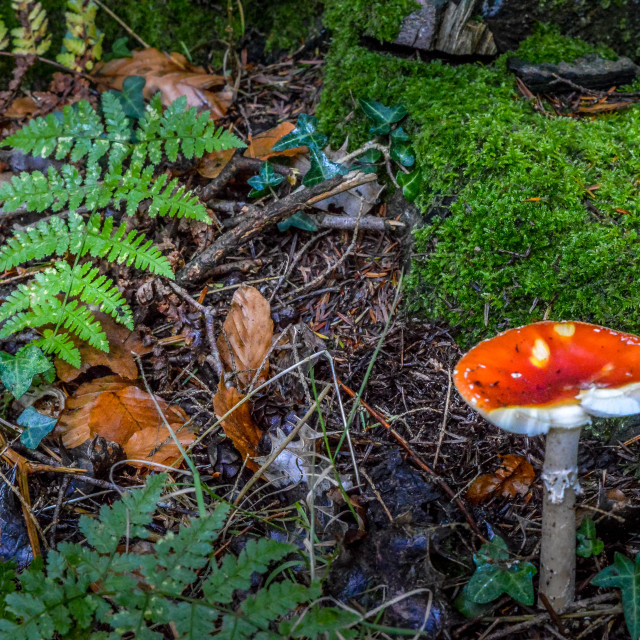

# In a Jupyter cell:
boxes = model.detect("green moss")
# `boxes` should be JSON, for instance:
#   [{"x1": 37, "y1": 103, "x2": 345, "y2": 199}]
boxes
[
  {"x1": 96, "y1": 0, "x2": 219, "y2": 61},
  {"x1": 324, "y1": 0, "x2": 420, "y2": 43},
  {"x1": 516, "y1": 23, "x2": 617, "y2": 63},
  {"x1": 317, "y1": 21, "x2": 640, "y2": 346}
]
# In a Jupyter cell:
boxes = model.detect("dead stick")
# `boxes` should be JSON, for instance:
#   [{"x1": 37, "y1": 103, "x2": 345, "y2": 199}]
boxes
[
  {"x1": 177, "y1": 171, "x2": 376, "y2": 285},
  {"x1": 337, "y1": 379, "x2": 483, "y2": 539}
]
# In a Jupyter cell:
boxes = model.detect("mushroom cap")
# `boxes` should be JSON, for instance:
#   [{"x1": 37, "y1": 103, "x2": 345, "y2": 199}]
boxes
[{"x1": 454, "y1": 321, "x2": 640, "y2": 436}]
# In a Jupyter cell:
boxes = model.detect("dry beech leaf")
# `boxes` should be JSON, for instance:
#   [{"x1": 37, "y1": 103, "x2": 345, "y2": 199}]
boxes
[
  {"x1": 55, "y1": 312, "x2": 152, "y2": 382},
  {"x1": 467, "y1": 454, "x2": 535, "y2": 504},
  {"x1": 94, "y1": 48, "x2": 232, "y2": 117},
  {"x1": 243, "y1": 122, "x2": 306, "y2": 160},
  {"x1": 56, "y1": 376, "x2": 194, "y2": 467},
  {"x1": 212, "y1": 382, "x2": 261, "y2": 472},
  {"x1": 217, "y1": 285, "x2": 274, "y2": 391},
  {"x1": 196, "y1": 147, "x2": 236, "y2": 179}
]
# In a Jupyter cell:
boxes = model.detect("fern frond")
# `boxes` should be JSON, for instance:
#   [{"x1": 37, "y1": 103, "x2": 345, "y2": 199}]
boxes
[
  {"x1": 101, "y1": 92, "x2": 133, "y2": 169},
  {"x1": 83, "y1": 214, "x2": 175, "y2": 278},
  {"x1": 203, "y1": 539, "x2": 294, "y2": 605},
  {"x1": 56, "y1": 0, "x2": 103, "y2": 73},
  {"x1": 136, "y1": 95, "x2": 246, "y2": 164},
  {"x1": 0, "y1": 262, "x2": 132, "y2": 328},
  {"x1": 4, "y1": 101, "x2": 107, "y2": 162},
  {"x1": 0, "y1": 19, "x2": 9, "y2": 51},
  {"x1": 34, "y1": 329, "x2": 81, "y2": 368},
  {"x1": 11, "y1": 0, "x2": 51, "y2": 55},
  {"x1": 0, "y1": 215, "x2": 69, "y2": 272},
  {"x1": 147, "y1": 173, "x2": 210, "y2": 221},
  {"x1": 0, "y1": 298, "x2": 108, "y2": 352}
]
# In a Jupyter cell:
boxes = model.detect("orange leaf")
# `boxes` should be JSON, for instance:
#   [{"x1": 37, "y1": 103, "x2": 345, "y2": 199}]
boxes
[
  {"x1": 196, "y1": 147, "x2": 236, "y2": 179},
  {"x1": 56, "y1": 376, "x2": 194, "y2": 468},
  {"x1": 94, "y1": 49, "x2": 232, "y2": 118},
  {"x1": 467, "y1": 454, "x2": 535, "y2": 504},
  {"x1": 212, "y1": 383, "x2": 262, "y2": 471},
  {"x1": 55, "y1": 312, "x2": 151, "y2": 382},
  {"x1": 243, "y1": 122, "x2": 306, "y2": 160},
  {"x1": 217, "y1": 286, "x2": 273, "y2": 391}
]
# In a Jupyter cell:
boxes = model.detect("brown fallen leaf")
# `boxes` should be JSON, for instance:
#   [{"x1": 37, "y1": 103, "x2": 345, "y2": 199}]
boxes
[
  {"x1": 56, "y1": 376, "x2": 194, "y2": 467},
  {"x1": 94, "y1": 49, "x2": 233, "y2": 118},
  {"x1": 212, "y1": 383, "x2": 261, "y2": 472},
  {"x1": 196, "y1": 147, "x2": 236, "y2": 179},
  {"x1": 55, "y1": 312, "x2": 152, "y2": 382},
  {"x1": 243, "y1": 121, "x2": 306, "y2": 160},
  {"x1": 467, "y1": 454, "x2": 535, "y2": 504},
  {"x1": 217, "y1": 285, "x2": 274, "y2": 391}
]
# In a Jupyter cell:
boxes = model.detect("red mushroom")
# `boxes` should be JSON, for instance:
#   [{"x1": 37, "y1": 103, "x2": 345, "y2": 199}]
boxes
[{"x1": 454, "y1": 321, "x2": 640, "y2": 611}]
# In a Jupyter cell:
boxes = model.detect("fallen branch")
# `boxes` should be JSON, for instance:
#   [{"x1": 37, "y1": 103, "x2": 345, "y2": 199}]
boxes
[{"x1": 177, "y1": 171, "x2": 377, "y2": 285}]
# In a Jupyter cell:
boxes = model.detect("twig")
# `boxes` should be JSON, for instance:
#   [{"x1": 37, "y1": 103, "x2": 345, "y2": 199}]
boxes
[
  {"x1": 93, "y1": 0, "x2": 150, "y2": 48},
  {"x1": 432, "y1": 368, "x2": 452, "y2": 468},
  {"x1": 317, "y1": 214, "x2": 404, "y2": 231},
  {"x1": 177, "y1": 171, "x2": 376, "y2": 284},
  {"x1": 479, "y1": 593, "x2": 619, "y2": 640},
  {"x1": 0, "y1": 51, "x2": 95, "y2": 82},
  {"x1": 286, "y1": 197, "x2": 366, "y2": 298},
  {"x1": 167, "y1": 281, "x2": 225, "y2": 381},
  {"x1": 46, "y1": 475, "x2": 71, "y2": 545}
]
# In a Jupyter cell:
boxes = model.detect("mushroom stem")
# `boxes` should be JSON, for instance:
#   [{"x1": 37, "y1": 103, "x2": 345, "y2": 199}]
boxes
[{"x1": 539, "y1": 426, "x2": 581, "y2": 612}]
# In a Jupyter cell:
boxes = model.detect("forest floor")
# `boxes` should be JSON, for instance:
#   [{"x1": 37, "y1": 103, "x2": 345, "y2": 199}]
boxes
[{"x1": 1, "y1": 25, "x2": 640, "y2": 640}]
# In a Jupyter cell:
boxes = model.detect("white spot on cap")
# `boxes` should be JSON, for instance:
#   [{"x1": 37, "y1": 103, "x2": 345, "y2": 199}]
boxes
[
  {"x1": 511, "y1": 372, "x2": 522, "y2": 378},
  {"x1": 554, "y1": 322, "x2": 575, "y2": 337},
  {"x1": 530, "y1": 338, "x2": 550, "y2": 368}
]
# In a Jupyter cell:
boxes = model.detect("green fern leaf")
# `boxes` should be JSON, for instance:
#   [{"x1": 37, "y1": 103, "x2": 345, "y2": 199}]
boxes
[
  {"x1": 146, "y1": 173, "x2": 210, "y2": 221},
  {"x1": 0, "y1": 262, "x2": 132, "y2": 329},
  {"x1": 203, "y1": 539, "x2": 295, "y2": 605},
  {"x1": 4, "y1": 101, "x2": 104, "y2": 161},
  {"x1": 0, "y1": 215, "x2": 69, "y2": 271},
  {"x1": 81, "y1": 473, "x2": 166, "y2": 554},
  {"x1": 83, "y1": 214, "x2": 174, "y2": 278},
  {"x1": 241, "y1": 581, "x2": 320, "y2": 630},
  {"x1": 0, "y1": 298, "x2": 108, "y2": 352},
  {"x1": 135, "y1": 94, "x2": 245, "y2": 164},
  {"x1": 34, "y1": 330, "x2": 81, "y2": 368}
]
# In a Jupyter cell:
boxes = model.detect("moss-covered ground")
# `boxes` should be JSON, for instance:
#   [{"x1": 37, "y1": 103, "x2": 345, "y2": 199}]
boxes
[{"x1": 318, "y1": 4, "x2": 640, "y2": 347}]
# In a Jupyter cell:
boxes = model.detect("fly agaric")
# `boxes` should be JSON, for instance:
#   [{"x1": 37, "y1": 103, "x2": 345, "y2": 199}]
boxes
[{"x1": 454, "y1": 321, "x2": 640, "y2": 611}]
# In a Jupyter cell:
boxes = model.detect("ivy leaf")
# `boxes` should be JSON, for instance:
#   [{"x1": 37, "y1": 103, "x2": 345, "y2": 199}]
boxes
[
  {"x1": 110, "y1": 76, "x2": 146, "y2": 120},
  {"x1": 271, "y1": 114, "x2": 327, "y2": 152},
  {"x1": 0, "y1": 346, "x2": 52, "y2": 399},
  {"x1": 396, "y1": 168, "x2": 421, "y2": 202},
  {"x1": 277, "y1": 211, "x2": 318, "y2": 232},
  {"x1": 17, "y1": 406, "x2": 58, "y2": 449},
  {"x1": 104, "y1": 37, "x2": 132, "y2": 62},
  {"x1": 247, "y1": 161, "x2": 285, "y2": 198},
  {"x1": 303, "y1": 146, "x2": 347, "y2": 188},
  {"x1": 466, "y1": 537, "x2": 537, "y2": 606},
  {"x1": 455, "y1": 585, "x2": 495, "y2": 619},
  {"x1": 576, "y1": 518, "x2": 604, "y2": 558},
  {"x1": 358, "y1": 99, "x2": 408, "y2": 136},
  {"x1": 592, "y1": 553, "x2": 640, "y2": 640},
  {"x1": 352, "y1": 147, "x2": 382, "y2": 174},
  {"x1": 390, "y1": 127, "x2": 415, "y2": 167}
]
